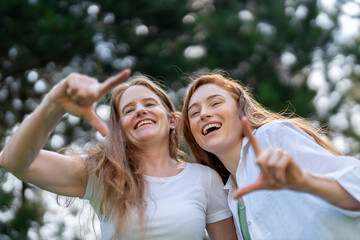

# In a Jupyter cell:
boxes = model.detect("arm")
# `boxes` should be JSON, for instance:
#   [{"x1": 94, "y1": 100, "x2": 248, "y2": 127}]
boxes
[
  {"x1": 233, "y1": 119, "x2": 360, "y2": 210},
  {"x1": 206, "y1": 168, "x2": 238, "y2": 239},
  {"x1": 0, "y1": 70, "x2": 130, "y2": 197},
  {"x1": 0, "y1": 96, "x2": 87, "y2": 197},
  {"x1": 298, "y1": 171, "x2": 360, "y2": 210},
  {"x1": 207, "y1": 217, "x2": 237, "y2": 240}
]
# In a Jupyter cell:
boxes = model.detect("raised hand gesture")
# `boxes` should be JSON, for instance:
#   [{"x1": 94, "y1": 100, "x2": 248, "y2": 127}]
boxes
[
  {"x1": 233, "y1": 119, "x2": 305, "y2": 199},
  {"x1": 47, "y1": 69, "x2": 131, "y2": 136}
]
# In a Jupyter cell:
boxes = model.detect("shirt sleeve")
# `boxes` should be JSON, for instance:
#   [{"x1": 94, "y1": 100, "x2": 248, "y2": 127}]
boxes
[
  {"x1": 80, "y1": 156, "x2": 103, "y2": 209},
  {"x1": 254, "y1": 121, "x2": 360, "y2": 216},
  {"x1": 206, "y1": 168, "x2": 233, "y2": 223}
]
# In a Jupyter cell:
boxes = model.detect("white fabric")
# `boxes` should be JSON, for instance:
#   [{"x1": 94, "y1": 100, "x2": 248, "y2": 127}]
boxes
[
  {"x1": 83, "y1": 163, "x2": 232, "y2": 240},
  {"x1": 225, "y1": 121, "x2": 360, "y2": 240}
]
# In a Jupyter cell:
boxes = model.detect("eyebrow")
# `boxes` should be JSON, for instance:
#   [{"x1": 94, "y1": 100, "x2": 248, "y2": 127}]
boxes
[
  {"x1": 188, "y1": 94, "x2": 223, "y2": 111},
  {"x1": 121, "y1": 97, "x2": 158, "y2": 113}
]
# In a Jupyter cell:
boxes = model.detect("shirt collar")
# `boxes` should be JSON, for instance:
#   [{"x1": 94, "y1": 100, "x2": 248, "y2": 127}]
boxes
[
  {"x1": 224, "y1": 127, "x2": 256, "y2": 191},
  {"x1": 224, "y1": 175, "x2": 236, "y2": 191}
]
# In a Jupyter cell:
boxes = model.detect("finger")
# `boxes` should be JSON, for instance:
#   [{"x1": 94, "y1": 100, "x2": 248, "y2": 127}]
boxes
[
  {"x1": 79, "y1": 83, "x2": 99, "y2": 105},
  {"x1": 64, "y1": 73, "x2": 81, "y2": 97},
  {"x1": 233, "y1": 178, "x2": 265, "y2": 199},
  {"x1": 257, "y1": 150, "x2": 276, "y2": 185},
  {"x1": 276, "y1": 153, "x2": 292, "y2": 184},
  {"x1": 66, "y1": 77, "x2": 97, "y2": 103},
  {"x1": 84, "y1": 109, "x2": 109, "y2": 137},
  {"x1": 242, "y1": 118, "x2": 262, "y2": 156},
  {"x1": 70, "y1": 95, "x2": 85, "y2": 106},
  {"x1": 266, "y1": 149, "x2": 283, "y2": 182},
  {"x1": 66, "y1": 83, "x2": 78, "y2": 98},
  {"x1": 99, "y1": 69, "x2": 131, "y2": 97}
]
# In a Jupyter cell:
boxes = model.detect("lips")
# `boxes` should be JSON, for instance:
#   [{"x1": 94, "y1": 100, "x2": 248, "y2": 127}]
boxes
[
  {"x1": 201, "y1": 122, "x2": 222, "y2": 135},
  {"x1": 134, "y1": 119, "x2": 156, "y2": 129}
]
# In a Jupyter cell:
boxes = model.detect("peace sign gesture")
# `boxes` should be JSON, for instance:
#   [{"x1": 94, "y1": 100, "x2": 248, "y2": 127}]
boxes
[
  {"x1": 233, "y1": 119, "x2": 306, "y2": 199},
  {"x1": 47, "y1": 69, "x2": 131, "y2": 136}
]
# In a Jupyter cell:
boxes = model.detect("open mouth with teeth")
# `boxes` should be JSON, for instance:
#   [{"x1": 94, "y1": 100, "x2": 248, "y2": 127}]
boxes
[
  {"x1": 135, "y1": 120, "x2": 156, "y2": 129},
  {"x1": 202, "y1": 123, "x2": 222, "y2": 136}
]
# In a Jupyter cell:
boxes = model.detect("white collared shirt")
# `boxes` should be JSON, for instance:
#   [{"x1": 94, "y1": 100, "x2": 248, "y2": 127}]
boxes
[{"x1": 225, "y1": 121, "x2": 360, "y2": 240}]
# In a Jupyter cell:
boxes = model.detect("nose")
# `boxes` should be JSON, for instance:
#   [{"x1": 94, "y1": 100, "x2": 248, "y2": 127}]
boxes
[
  {"x1": 199, "y1": 108, "x2": 212, "y2": 121},
  {"x1": 135, "y1": 104, "x2": 147, "y2": 117}
]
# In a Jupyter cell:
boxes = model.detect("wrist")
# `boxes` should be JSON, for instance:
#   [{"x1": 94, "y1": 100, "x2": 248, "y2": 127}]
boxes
[
  {"x1": 39, "y1": 95, "x2": 66, "y2": 123},
  {"x1": 291, "y1": 170, "x2": 311, "y2": 193}
]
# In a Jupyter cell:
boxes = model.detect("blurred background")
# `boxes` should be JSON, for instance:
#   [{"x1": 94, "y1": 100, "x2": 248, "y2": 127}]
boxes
[{"x1": 0, "y1": 0, "x2": 360, "y2": 239}]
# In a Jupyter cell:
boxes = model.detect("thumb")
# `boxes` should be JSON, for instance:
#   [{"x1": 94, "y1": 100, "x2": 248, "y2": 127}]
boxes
[
  {"x1": 242, "y1": 118, "x2": 262, "y2": 156},
  {"x1": 99, "y1": 69, "x2": 131, "y2": 97},
  {"x1": 84, "y1": 109, "x2": 109, "y2": 137},
  {"x1": 233, "y1": 178, "x2": 265, "y2": 199}
]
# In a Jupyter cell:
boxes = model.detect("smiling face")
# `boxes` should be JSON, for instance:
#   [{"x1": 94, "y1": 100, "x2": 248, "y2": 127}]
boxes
[
  {"x1": 119, "y1": 85, "x2": 175, "y2": 147},
  {"x1": 188, "y1": 84, "x2": 244, "y2": 155}
]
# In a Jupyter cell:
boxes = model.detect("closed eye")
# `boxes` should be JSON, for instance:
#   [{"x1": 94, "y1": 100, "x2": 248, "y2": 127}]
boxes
[
  {"x1": 124, "y1": 108, "x2": 135, "y2": 115},
  {"x1": 211, "y1": 101, "x2": 221, "y2": 107},
  {"x1": 145, "y1": 103, "x2": 156, "y2": 107},
  {"x1": 144, "y1": 98, "x2": 158, "y2": 108},
  {"x1": 190, "y1": 111, "x2": 199, "y2": 118}
]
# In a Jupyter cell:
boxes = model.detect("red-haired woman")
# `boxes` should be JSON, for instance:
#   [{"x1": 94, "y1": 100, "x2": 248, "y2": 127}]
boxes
[{"x1": 182, "y1": 73, "x2": 360, "y2": 240}]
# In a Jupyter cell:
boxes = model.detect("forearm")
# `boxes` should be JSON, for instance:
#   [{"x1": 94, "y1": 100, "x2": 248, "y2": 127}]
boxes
[
  {"x1": 206, "y1": 217, "x2": 237, "y2": 240},
  {"x1": 0, "y1": 96, "x2": 65, "y2": 174},
  {"x1": 297, "y1": 171, "x2": 360, "y2": 210}
]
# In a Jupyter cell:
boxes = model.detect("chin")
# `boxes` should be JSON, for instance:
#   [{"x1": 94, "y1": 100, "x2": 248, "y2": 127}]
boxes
[
  {"x1": 140, "y1": 131, "x2": 165, "y2": 142},
  {"x1": 138, "y1": 135, "x2": 157, "y2": 142},
  {"x1": 202, "y1": 141, "x2": 225, "y2": 154}
]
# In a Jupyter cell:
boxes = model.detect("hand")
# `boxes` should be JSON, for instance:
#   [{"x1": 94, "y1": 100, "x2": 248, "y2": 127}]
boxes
[
  {"x1": 233, "y1": 119, "x2": 305, "y2": 199},
  {"x1": 47, "y1": 69, "x2": 131, "y2": 136}
]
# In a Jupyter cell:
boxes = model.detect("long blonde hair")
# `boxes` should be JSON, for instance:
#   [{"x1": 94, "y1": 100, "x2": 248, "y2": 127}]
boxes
[
  {"x1": 86, "y1": 75, "x2": 183, "y2": 236},
  {"x1": 182, "y1": 74, "x2": 341, "y2": 181}
]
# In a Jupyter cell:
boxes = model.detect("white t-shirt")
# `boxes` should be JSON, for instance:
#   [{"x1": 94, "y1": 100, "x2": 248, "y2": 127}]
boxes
[
  {"x1": 83, "y1": 163, "x2": 232, "y2": 240},
  {"x1": 226, "y1": 121, "x2": 360, "y2": 240}
]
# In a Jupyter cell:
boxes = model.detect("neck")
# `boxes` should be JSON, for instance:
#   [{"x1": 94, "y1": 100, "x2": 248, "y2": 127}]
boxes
[
  {"x1": 137, "y1": 140, "x2": 179, "y2": 175},
  {"x1": 215, "y1": 138, "x2": 243, "y2": 177}
]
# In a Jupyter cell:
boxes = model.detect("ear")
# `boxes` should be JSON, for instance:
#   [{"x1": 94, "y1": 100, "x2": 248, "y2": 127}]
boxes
[{"x1": 169, "y1": 113, "x2": 177, "y2": 130}]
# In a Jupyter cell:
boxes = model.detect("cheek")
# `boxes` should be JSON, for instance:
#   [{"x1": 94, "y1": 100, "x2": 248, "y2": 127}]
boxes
[
  {"x1": 228, "y1": 118, "x2": 243, "y2": 137},
  {"x1": 120, "y1": 116, "x2": 132, "y2": 130},
  {"x1": 189, "y1": 120, "x2": 200, "y2": 139}
]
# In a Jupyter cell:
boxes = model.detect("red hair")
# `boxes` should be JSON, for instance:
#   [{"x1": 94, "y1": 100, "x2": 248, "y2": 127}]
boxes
[{"x1": 182, "y1": 74, "x2": 341, "y2": 181}]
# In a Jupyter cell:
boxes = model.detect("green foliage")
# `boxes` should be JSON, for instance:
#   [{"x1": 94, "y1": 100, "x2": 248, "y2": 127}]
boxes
[
  {"x1": 7, "y1": 196, "x2": 45, "y2": 239},
  {"x1": 183, "y1": 0, "x2": 331, "y2": 116},
  {"x1": 0, "y1": 0, "x2": 94, "y2": 76},
  {"x1": 0, "y1": 170, "x2": 15, "y2": 212},
  {"x1": 0, "y1": 0, "x2": 359, "y2": 238},
  {"x1": 0, "y1": 172, "x2": 45, "y2": 239}
]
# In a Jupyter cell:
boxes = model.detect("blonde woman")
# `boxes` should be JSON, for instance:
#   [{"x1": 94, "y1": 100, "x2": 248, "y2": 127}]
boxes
[
  {"x1": 0, "y1": 70, "x2": 237, "y2": 239},
  {"x1": 182, "y1": 74, "x2": 360, "y2": 240}
]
